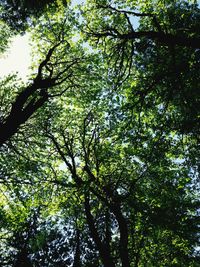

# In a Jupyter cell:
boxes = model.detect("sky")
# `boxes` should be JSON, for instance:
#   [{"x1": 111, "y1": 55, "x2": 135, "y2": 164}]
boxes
[{"x1": 0, "y1": 34, "x2": 32, "y2": 81}]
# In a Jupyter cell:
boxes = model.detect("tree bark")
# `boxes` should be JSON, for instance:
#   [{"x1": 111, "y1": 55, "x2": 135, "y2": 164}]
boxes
[
  {"x1": 14, "y1": 248, "x2": 33, "y2": 267},
  {"x1": 73, "y1": 229, "x2": 81, "y2": 267},
  {"x1": 94, "y1": 30, "x2": 200, "y2": 49},
  {"x1": 111, "y1": 202, "x2": 130, "y2": 267},
  {"x1": 0, "y1": 83, "x2": 48, "y2": 146},
  {"x1": 84, "y1": 195, "x2": 115, "y2": 267}
]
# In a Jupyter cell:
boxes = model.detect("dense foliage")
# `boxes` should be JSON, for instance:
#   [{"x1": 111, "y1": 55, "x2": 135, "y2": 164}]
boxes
[{"x1": 0, "y1": 0, "x2": 199, "y2": 266}]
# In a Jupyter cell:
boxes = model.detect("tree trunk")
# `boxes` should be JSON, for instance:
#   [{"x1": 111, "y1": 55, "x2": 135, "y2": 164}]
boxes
[{"x1": 84, "y1": 195, "x2": 115, "y2": 267}]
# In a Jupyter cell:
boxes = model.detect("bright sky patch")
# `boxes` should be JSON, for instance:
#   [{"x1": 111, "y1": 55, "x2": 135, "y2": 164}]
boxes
[{"x1": 0, "y1": 34, "x2": 31, "y2": 81}]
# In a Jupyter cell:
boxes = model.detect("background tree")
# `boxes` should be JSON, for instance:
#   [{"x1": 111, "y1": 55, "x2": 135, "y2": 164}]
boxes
[{"x1": 0, "y1": 0, "x2": 69, "y2": 31}]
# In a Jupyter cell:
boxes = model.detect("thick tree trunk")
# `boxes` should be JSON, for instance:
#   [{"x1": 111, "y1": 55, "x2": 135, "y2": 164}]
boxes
[
  {"x1": 14, "y1": 249, "x2": 33, "y2": 267},
  {"x1": 0, "y1": 43, "x2": 63, "y2": 147},
  {"x1": 84, "y1": 195, "x2": 115, "y2": 267},
  {"x1": 73, "y1": 229, "x2": 81, "y2": 267},
  {"x1": 0, "y1": 85, "x2": 47, "y2": 146},
  {"x1": 111, "y1": 203, "x2": 130, "y2": 267}
]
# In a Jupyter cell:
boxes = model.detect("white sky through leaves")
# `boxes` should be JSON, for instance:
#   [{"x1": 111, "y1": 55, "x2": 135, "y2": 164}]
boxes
[
  {"x1": 0, "y1": 34, "x2": 31, "y2": 81},
  {"x1": 0, "y1": 0, "x2": 83, "y2": 81}
]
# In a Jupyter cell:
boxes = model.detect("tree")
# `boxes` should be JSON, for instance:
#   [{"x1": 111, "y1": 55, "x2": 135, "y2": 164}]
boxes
[
  {"x1": 0, "y1": 0, "x2": 199, "y2": 266},
  {"x1": 82, "y1": 0, "x2": 200, "y2": 136},
  {"x1": 0, "y1": 10, "x2": 82, "y2": 147},
  {"x1": 0, "y1": 0, "x2": 69, "y2": 31}
]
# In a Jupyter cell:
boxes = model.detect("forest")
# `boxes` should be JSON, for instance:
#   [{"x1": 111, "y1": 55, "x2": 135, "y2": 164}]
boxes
[{"x1": 0, "y1": 0, "x2": 199, "y2": 266}]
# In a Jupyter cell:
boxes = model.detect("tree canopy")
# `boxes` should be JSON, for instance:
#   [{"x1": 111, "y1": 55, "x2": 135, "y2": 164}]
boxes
[{"x1": 0, "y1": 0, "x2": 199, "y2": 266}]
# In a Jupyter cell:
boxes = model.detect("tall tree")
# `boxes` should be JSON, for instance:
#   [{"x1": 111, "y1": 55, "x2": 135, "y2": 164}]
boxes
[{"x1": 0, "y1": 1, "x2": 199, "y2": 266}]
